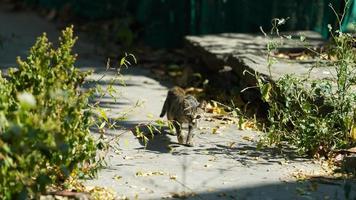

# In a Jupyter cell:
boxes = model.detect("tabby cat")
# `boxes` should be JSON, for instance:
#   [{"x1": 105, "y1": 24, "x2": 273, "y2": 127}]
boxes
[{"x1": 160, "y1": 87, "x2": 203, "y2": 146}]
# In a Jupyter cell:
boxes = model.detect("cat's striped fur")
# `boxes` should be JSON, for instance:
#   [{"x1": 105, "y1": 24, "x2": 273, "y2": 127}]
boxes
[{"x1": 160, "y1": 87, "x2": 203, "y2": 146}]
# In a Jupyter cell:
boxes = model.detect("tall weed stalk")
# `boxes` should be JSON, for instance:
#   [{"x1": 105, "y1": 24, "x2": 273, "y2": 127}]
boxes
[{"x1": 259, "y1": 2, "x2": 356, "y2": 156}]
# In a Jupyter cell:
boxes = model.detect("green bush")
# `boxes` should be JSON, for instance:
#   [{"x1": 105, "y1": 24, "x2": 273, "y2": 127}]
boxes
[
  {"x1": 260, "y1": 29, "x2": 356, "y2": 156},
  {"x1": 0, "y1": 26, "x2": 97, "y2": 199}
]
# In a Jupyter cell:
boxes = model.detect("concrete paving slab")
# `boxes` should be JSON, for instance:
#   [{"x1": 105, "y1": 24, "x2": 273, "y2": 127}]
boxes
[{"x1": 185, "y1": 32, "x2": 334, "y2": 87}]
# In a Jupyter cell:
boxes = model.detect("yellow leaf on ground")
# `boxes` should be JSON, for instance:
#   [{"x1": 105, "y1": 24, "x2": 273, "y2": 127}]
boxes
[
  {"x1": 241, "y1": 121, "x2": 256, "y2": 130},
  {"x1": 113, "y1": 175, "x2": 122, "y2": 181},
  {"x1": 212, "y1": 126, "x2": 223, "y2": 134},
  {"x1": 169, "y1": 175, "x2": 177, "y2": 180},
  {"x1": 135, "y1": 171, "x2": 166, "y2": 177},
  {"x1": 212, "y1": 127, "x2": 219, "y2": 134},
  {"x1": 87, "y1": 186, "x2": 117, "y2": 200},
  {"x1": 205, "y1": 102, "x2": 227, "y2": 115},
  {"x1": 228, "y1": 142, "x2": 236, "y2": 148},
  {"x1": 242, "y1": 136, "x2": 254, "y2": 142}
]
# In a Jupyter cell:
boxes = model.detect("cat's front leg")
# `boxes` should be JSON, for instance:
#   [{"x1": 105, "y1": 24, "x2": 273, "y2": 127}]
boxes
[
  {"x1": 186, "y1": 121, "x2": 196, "y2": 147},
  {"x1": 173, "y1": 121, "x2": 184, "y2": 144}
]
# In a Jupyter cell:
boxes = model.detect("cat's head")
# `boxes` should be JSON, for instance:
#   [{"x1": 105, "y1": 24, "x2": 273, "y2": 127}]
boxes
[{"x1": 194, "y1": 100, "x2": 207, "y2": 119}]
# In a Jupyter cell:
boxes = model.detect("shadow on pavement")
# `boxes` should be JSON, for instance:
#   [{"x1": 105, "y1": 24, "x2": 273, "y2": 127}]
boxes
[
  {"x1": 192, "y1": 142, "x2": 310, "y2": 167},
  {"x1": 177, "y1": 179, "x2": 355, "y2": 200},
  {"x1": 111, "y1": 120, "x2": 174, "y2": 154}
]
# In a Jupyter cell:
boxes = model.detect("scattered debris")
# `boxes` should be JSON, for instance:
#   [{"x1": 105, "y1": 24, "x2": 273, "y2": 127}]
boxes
[
  {"x1": 136, "y1": 171, "x2": 166, "y2": 177},
  {"x1": 168, "y1": 191, "x2": 196, "y2": 199},
  {"x1": 169, "y1": 175, "x2": 177, "y2": 180},
  {"x1": 85, "y1": 186, "x2": 117, "y2": 200},
  {"x1": 113, "y1": 175, "x2": 123, "y2": 181},
  {"x1": 212, "y1": 126, "x2": 222, "y2": 134},
  {"x1": 242, "y1": 136, "x2": 254, "y2": 142}
]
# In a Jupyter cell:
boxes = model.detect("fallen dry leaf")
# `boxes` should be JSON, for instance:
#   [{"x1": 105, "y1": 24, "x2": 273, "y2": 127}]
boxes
[
  {"x1": 86, "y1": 186, "x2": 117, "y2": 200},
  {"x1": 252, "y1": 157, "x2": 261, "y2": 161},
  {"x1": 136, "y1": 171, "x2": 166, "y2": 177},
  {"x1": 295, "y1": 54, "x2": 313, "y2": 61},
  {"x1": 274, "y1": 53, "x2": 289, "y2": 59},
  {"x1": 212, "y1": 127, "x2": 219, "y2": 134},
  {"x1": 278, "y1": 159, "x2": 290, "y2": 165},
  {"x1": 205, "y1": 117, "x2": 214, "y2": 122},
  {"x1": 291, "y1": 169, "x2": 309, "y2": 181},
  {"x1": 170, "y1": 191, "x2": 196, "y2": 199},
  {"x1": 228, "y1": 142, "x2": 236, "y2": 148},
  {"x1": 205, "y1": 102, "x2": 227, "y2": 115},
  {"x1": 212, "y1": 126, "x2": 224, "y2": 134},
  {"x1": 241, "y1": 121, "x2": 257, "y2": 130},
  {"x1": 123, "y1": 154, "x2": 143, "y2": 160},
  {"x1": 123, "y1": 156, "x2": 134, "y2": 160},
  {"x1": 169, "y1": 175, "x2": 177, "y2": 180},
  {"x1": 239, "y1": 150, "x2": 248, "y2": 154},
  {"x1": 113, "y1": 175, "x2": 123, "y2": 181},
  {"x1": 198, "y1": 126, "x2": 205, "y2": 130},
  {"x1": 208, "y1": 156, "x2": 218, "y2": 161},
  {"x1": 242, "y1": 136, "x2": 254, "y2": 142}
]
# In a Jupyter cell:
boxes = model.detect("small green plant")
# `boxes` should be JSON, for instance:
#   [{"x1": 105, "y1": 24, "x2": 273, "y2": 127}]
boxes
[
  {"x1": 0, "y1": 26, "x2": 127, "y2": 199},
  {"x1": 258, "y1": 1, "x2": 356, "y2": 156}
]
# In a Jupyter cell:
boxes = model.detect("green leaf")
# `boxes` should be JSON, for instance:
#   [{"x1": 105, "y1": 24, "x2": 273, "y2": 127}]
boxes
[
  {"x1": 98, "y1": 108, "x2": 108, "y2": 122},
  {"x1": 261, "y1": 83, "x2": 272, "y2": 102},
  {"x1": 300, "y1": 35, "x2": 306, "y2": 42},
  {"x1": 99, "y1": 121, "x2": 106, "y2": 129}
]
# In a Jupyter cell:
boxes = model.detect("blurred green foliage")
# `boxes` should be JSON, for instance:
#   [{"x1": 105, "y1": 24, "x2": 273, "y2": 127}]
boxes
[{"x1": 0, "y1": 26, "x2": 97, "y2": 199}]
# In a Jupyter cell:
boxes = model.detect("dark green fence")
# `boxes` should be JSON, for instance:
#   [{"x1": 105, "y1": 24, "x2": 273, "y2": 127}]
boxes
[{"x1": 24, "y1": 0, "x2": 355, "y2": 48}]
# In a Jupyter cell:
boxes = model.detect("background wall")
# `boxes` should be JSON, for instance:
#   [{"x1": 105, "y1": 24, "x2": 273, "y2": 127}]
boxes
[{"x1": 24, "y1": 0, "x2": 354, "y2": 48}]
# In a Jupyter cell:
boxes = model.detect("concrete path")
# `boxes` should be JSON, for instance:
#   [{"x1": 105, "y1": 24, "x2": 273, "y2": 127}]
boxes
[
  {"x1": 0, "y1": 7, "x2": 355, "y2": 200},
  {"x1": 185, "y1": 32, "x2": 332, "y2": 87}
]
